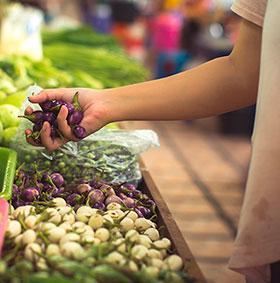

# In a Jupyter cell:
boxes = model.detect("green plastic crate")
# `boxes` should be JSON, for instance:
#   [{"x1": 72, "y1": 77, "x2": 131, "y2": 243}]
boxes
[{"x1": 0, "y1": 147, "x2": 17, "y2": 200}]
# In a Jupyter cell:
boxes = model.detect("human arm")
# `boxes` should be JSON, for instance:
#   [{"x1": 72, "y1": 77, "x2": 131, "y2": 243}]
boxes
[{"x1": 26, "y1": 19, "x2": 262, "y2": 150}]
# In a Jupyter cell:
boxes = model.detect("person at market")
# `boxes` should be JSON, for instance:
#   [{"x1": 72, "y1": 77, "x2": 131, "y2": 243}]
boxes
[{"x1": 25, "y1": 0, "x2": 280, "y2": 282}]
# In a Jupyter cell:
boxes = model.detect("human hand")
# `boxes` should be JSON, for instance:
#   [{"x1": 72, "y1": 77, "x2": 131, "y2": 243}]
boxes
[{"x1": 25, "y1": 88, "x2": 111, "y2": 151}]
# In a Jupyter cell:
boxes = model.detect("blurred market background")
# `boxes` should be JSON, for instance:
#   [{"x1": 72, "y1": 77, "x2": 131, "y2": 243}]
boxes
[{"x1": 0, "y1": 0, "x2": 252, "y2": 282}]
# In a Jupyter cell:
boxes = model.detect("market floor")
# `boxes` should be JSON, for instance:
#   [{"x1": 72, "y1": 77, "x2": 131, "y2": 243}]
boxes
[{"x1": 123, "y1": 118, "x2": 251, "y2": 283}]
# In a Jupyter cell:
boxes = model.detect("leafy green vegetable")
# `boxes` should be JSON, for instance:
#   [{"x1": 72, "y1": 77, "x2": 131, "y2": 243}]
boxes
[
  {"x1": 44, "y1": 44, "x2": 148, "y2": 88},
  {"x1": 42, "y1": 26, "x2": 120, "y2": 51},
  {"x1": 0, "y1": 121, "x2": 3, "y2": 143},
  {"x1": 0, "y1": 90, "x2": 7, "y2": 101},
  {"x1": 0, "y1": 104, "x2": 19, "y2": 128},
  {"x1": 2, "y1": 126, "x2": 17, "y2": 146},
  {"x1": 0, "y1": 91, "x2": 27, "y2": 108}
]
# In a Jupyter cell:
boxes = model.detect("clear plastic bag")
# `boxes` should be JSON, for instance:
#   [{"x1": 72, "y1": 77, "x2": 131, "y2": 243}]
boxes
[{"x1": 11, "y1": 86, "x2": 159, "y2": 185}]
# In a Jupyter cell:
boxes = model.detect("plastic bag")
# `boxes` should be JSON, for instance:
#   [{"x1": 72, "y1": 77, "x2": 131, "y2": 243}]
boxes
[{"x1": 11, "y1": 86, "x2": 159, "y2": 185}]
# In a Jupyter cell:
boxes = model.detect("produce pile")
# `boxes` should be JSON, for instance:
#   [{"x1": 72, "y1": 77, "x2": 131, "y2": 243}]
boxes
[
  {"x1": 2, "y1": 202, "x2": 192, "y2": 283},
  {"x1": 12, "y1": 168, "x2": 156, "y2": 219},
  {"x1": 17, "y1": 140, "x2": 141, "y2": 185},
  {"x1": 1, "y1": 165, "x2": 194, "y2": 283},
  {"x1": 43, "y1": 26, "x2": 148, "y2": 88}
]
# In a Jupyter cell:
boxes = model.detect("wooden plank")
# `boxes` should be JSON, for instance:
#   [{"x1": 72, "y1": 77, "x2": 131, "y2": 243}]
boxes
[{"x1": 139, "y1": 160, "x2": 207, "y2": 283}]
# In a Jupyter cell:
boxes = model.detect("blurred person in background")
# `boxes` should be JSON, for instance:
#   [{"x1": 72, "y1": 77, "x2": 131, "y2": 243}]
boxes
[{"x1": 25, "y1": 1, "x2": 280, "y2": 282}]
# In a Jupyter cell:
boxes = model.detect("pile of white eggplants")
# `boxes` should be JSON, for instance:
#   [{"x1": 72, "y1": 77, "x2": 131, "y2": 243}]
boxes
[{"x1": 5, "y1": 197, "x2": 184, "y2": 279}]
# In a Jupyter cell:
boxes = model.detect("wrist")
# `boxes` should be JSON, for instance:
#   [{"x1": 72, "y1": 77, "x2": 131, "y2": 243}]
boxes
[{"x1": 102, "y1": 88, "x2": 127, "y2": 123}]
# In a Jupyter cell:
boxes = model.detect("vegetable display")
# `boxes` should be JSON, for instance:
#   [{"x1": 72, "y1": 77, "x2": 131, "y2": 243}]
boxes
[
  {"x1": 42, "y1": 26, "x2": 148, "y2": 88},
  {"x1": 12, "y1": 167, "x2": 156, "y2": 220},
  {"x1": 44, "y1": 44, "x2": 148, "y2": 88},
  {"x1": 2, "y1": 202, "x2": 193, "y2": 283}
]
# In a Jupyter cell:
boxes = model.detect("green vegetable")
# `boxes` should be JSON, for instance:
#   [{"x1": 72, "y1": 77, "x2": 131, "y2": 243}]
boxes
[
  {"x1": 0, "y1": 104, "x2": 19, "y2": 128},
  {"x1": 0, "y1": 91, "x2": 7, "y2": 101},
  {"x1": 2, "y1": 126, "x2": 18, "y2": 146},
  {"x1": 42, "y1": 26, "x2": 120, "y2": 51},
  {"x1": 0, "y1": 121, "x2": 3, "y2": 143},
  {"x1": 92, "y1": 265, "x2": 133, "y2": 283},
  {"x1": 29, "y1": 274, "x2": 76, "y2": 283},
  {"x1": 44, "y1": 44, "x2": 148, "y2": 88},
  {"x1": 0, "y1": 91, "x2": 27, "y2": 108}
]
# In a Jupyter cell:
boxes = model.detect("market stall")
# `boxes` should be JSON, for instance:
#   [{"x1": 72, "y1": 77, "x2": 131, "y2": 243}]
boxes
[{"x1": 0, "y1": 2, "x2": 206, "y2": 283}]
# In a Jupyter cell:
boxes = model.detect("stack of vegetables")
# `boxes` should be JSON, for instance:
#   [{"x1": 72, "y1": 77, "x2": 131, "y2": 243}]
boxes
[
  {"x1": 42, "y1": 26, "x2": 149, "y2": 88},
  {"x1": 1, "y1": 167, "x2": 194, "y2": 283}
]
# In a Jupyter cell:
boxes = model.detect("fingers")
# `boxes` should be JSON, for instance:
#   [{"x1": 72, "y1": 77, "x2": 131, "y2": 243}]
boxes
[
  {"x1": 25, "y1": 129, "x2": 40, "y2": 147},
  {"x1": 25, "y1": 106, "x2": 33, "y2": 115},
  {"x1": 28, "y1": 88, "x2": 74, "y2": 103},
  {"x1": 25, "y1": 123, "x2": 66, "y2": 151},
  {"x1": 40, "y1": 122, "x2": 66, "y2": 151},
  {"x1": 56, "y1": 105, "x2": 78, "y2": 141}
]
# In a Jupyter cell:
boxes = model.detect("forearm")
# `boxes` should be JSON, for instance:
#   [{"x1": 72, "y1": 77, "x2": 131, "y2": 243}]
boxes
[
  {"x1": 105, "y1": 56, "x2": 256, "y2": 121},
  {"x1": 104, "y1": 20, "x2": 261, "y2": 122}
]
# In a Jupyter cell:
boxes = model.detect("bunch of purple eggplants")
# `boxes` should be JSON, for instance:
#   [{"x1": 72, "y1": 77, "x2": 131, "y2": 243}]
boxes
[
  {"x1": 12, "y1": 167, "x2": 156, "y2": 219},
  {"x1": 19, "y1": 92, "x2": 86, "y2": 145}
]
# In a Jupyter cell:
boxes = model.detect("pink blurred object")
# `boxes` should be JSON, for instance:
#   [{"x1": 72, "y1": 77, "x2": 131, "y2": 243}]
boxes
[
  {"x1": 152, "y1": 12, "x2": 183, "y2": 52},
  {"x1": 0, "y1": 198, "x2": 9, "y2": 257}
]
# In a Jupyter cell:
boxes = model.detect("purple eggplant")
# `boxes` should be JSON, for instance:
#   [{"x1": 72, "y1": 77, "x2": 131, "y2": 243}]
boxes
[
  {"x1": 33, "y1": 122, "x2": 43, "y2": 133},
  {"x1": 40, "y1": 100, "x2": 61, "y2": 112},
  {"x1": 52, "y1": 187, "x2": 65, "y2": 197},
  {"x1": 19, "y1": 110, "x2": 44, "y2": 124},
  {"x1": 88, "y1": 190, "x2": 105, "y2": 206},
  {"x1": 93, "y1": 202, "x2": 105, "y2": 210},
  {"x1": 43, "y1": 183, "x2": 54, "y2": 193},
  {"x1": 99, "y1": 184, "x2": 115, "y2": 197},
  {"x1": 67, "y1": 111, "x2": 83, "y2": 125},
  {"x1": 14, "y1": 199, "x2": 25, "y2": 208},
  {"x1": 62, "y1": 102, "x2": 75, "y2": 114},
  {"x1": 12, "y1": 184, "x2": 19, "y2": 195},
  {"x1": 89, "y1": 180, "x2": 100, "y2": 189},
  {"x1": 72, "y1": 125, "x2": 86, "y2": 139},
  {"x1": 66, "y1": 193, "x2": 82, "y2": 206},
  {"x1": 132, "y1": 190, "x2": 142, "y2": 199},
  {"x1": 76, "y1": 183, "x2": 91, "y2": 194},
  {"x1": 43, "y1": 112, "x2": 56, "y2": 123},
  {"x1": 136, "y1": 206, "x2": 151, "y2": 218},
  {"x1": 118, "y1": 192, "x2": 127, "y2": 200},
  {"x1": 105, "y1": 195, "x2": 123, "y2": 206},
  {"x1": 21, "y1": 187, "x2": 39, "y2": 202},
  {"x1": 50, "y1": 173, "x2": 64, "y2": 187},
  {"x1": 122, "y1": 183, "x2": 136, "y2": 192},
  {"x1": 134, "y1": 208, "x2": 144, "y2": 218},
  {"x1": 122, "y1": 197, "x2": 135, "y2": 208}
]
